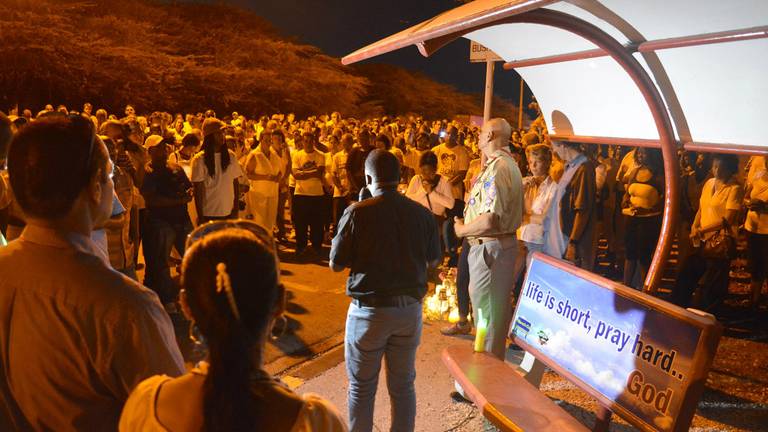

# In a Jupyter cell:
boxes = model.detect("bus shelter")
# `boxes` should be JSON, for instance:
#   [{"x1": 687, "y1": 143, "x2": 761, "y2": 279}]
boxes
[{"x1": 342, "y1": 0, "x2": 768, "y2": 292}]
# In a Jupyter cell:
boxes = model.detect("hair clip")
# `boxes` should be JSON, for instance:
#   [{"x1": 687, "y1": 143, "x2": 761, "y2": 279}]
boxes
[{"x1": 216, "y1": 263, "x2": 241, "y2": 321}]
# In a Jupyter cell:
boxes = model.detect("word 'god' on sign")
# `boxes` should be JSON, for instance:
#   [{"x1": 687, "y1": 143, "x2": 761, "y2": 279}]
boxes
[
  {"x1": 510, "y1": 254, "x2": 720, "y2": 432},
  {"x1": 469, "y1": 41, "x2": 502, "y2": 63}
]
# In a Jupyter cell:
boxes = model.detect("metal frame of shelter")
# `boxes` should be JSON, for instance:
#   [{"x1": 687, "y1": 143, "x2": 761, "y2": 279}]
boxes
[{"x1": 342, "y1": 0, "x2": 768, "y2": 293}]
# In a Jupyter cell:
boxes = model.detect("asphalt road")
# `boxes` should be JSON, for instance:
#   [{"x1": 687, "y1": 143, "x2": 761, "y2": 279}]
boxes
[{"x1": 165, "y1": 244, "x2": 352, "y2": 372}]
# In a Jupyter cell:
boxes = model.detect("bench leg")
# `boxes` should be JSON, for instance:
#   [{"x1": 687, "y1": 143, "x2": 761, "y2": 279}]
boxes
[
  {"x1": 518, "y1": 351, "x2": 546, "y2": 388},
  {"x1": 593, "y1": 406, "x2": 612, "y2": 432}
]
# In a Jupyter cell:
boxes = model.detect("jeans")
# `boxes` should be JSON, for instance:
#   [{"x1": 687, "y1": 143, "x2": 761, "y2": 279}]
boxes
[
  {"x1": 292, "y1": 194, "x2": 325, "y2": 252},
  {"x1": 345, "y1": 301, "x2": 422, "y2": 432},
  {"x1": 142, "y1": 217, "x2": 191, "y2": 304},
  {"x1": 468, "y1": 239, "x2": 518, "y2": 359}
]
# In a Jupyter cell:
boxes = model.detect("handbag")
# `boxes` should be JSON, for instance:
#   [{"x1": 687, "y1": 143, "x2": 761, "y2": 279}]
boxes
[{"x1": 701, "y1": 226, "x2": 736, "y2": 260}]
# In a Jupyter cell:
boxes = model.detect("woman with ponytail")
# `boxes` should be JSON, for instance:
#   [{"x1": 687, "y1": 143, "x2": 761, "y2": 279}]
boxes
[{"x1": 120, "y1": 221, "x2": 347, "y2": 431}]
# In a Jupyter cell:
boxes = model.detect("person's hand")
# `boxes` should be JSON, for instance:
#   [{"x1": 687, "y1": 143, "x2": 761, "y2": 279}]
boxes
[
  {"x1": 453, "y1": 217, "x2": 465, "y2": 237},
  {"x1": 748, "y1": 199, "x2": 766, "y2": 212},
  {"x1": 182, "y1": 189, "x2": 194, "y2": 203},
  {"x1": 565, "y1": 243, "x2": 577, "y2": 262},
  {"x1": 422, "y1": 180, "x2": 433, "y2": 194},
  {"x1": 690, "y1": 226, "x2": 701, "y2": 240}
]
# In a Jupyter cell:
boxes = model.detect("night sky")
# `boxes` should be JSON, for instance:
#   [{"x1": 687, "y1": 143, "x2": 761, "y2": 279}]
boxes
[{"x1": 230, "y1": 0, "x2": 528, "y2": 104}]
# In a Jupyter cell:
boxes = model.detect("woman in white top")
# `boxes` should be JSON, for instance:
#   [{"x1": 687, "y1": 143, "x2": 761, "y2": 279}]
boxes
[
  {"x1": 673, "y1": 154, "x2": 743, "y2": 312},
  {"x1": 119, "y1": 222, "x2": 347, "y2": 432},
  {"x1": 244, "y1": 134, "x2": 281, "y2": 232},
  {"x1": 405, "y1": 151, "x2": 454, "y2": 218}
]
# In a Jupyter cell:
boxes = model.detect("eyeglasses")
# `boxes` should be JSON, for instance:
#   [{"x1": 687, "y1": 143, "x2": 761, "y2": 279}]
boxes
[
  {"x1": 185, "y1": 218, "x2": 276, "y2": 257},
  {"x1": 184, "y1": 219, "x2": 280, "y2": 327}
]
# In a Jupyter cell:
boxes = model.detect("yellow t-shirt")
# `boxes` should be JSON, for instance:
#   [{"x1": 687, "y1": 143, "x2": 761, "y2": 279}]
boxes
[{"x1": 699, "y1": 178, "x2": 743, "y2": 232}]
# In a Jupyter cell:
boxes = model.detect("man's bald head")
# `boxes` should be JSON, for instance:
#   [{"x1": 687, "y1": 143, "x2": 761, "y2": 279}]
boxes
[{"x1": 479, "y1": 118, "x2": 512, "y2": 156}]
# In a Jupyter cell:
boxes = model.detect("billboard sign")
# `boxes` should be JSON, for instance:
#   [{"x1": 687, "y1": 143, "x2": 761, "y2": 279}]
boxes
[{"x1": 511, "y1": 254, "x2": 721, "y2": 432}]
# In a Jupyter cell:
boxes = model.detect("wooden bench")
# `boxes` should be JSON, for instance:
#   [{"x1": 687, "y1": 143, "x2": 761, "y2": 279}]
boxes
[
  {"x1": 443, "y1": 344, "x2": 589, "y2": 432},
  {"x1": 442, "y1": 253, "x2": 722, "y2": 432}
]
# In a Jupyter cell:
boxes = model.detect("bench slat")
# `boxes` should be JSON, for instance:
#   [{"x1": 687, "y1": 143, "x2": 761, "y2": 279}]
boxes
[{"x1": 442, "y1": 345, "x2": 589, "y2": 432}]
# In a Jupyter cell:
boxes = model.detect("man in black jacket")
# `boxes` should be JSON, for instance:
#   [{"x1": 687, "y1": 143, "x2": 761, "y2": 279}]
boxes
[{"x1": 330, "y1": 149, "x2": 441, "y2": 432}]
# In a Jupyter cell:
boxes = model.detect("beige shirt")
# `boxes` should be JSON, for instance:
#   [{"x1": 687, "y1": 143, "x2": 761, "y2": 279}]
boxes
[
  {"x1": 464, "y1": 149, "x2": 523, "y2": 237},
  {"x1": 0, "y1": 225, "x2": 184, "y2": 431}
]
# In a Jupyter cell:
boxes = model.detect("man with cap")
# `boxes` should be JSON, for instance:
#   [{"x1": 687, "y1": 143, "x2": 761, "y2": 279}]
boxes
[
  {"x1": 140, "y1": 135, "x2": 193, "y2": 307},
  {"x1": 454, "y1": 118, "x2": 523, "y2": 360},
  {"x1": 190, "y1": 118, "x2": 243, "y2": 225}
]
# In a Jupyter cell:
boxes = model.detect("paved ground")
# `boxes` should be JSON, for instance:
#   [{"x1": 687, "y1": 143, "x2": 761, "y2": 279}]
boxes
[
  {"x1": 148, "y1": 234, "x2": 768, "y2": 431},
  {"x1": 169, "y1": 243, "x2": 352, "y2": 369},
  {"x1": 286, "y1": 317, "x2": 768, "y2": 432}
]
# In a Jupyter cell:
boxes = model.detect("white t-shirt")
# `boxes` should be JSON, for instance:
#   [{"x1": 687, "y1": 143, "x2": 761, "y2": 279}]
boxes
[
  {"x1": 245, "y1": 147, "x2": 280, "y2": 198},
  {"x1": 292, "y1": 150, "x2": 326, "y2": 196},
  {"x1": 191, "y1": 150, "x2": 244, "y2": 217},
  {"x1": 433, "y1": 143, "x2": 470, "y2": 199},
  {"x1": 699, "y1": 177, "x2": 743, "y2": 235}
]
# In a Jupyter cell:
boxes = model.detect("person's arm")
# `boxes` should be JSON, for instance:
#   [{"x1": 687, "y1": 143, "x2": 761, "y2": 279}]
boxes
[
  {"x1": 449, "y1": 170, "x2": 468, "y2": 186},
  {"x1": 330, "y1": 156, "x2": 343, "y2": 190},
  {"x1": 102, "y1": 213, "x2": 126, "y2": 230},
  {"x1": 314, "y1": 165, "x2": 326, "y2": 180},
  {"x1": 231, "y1": 179, "x2": 239, "y2": 217},
  {"x1": 431, "y1": 178, "x2": 455, "y2": 210},
  {"x1": 567, "y1": 165, "x2": 596, "y2": 243},
  {"x1": 107, "y1": 299, "x2": 185, "y2": 398},
  {"x1": 143, "y1": 190, "x2": 191, "y2": 208},
  {"x1": 454, "y1": 213, "x2": 499, "y2": 238},
  {"x1": 690, "y1": 208, "x2": 703, "y2": 237},
  {"x1": 405, "y1": 175, "x2": 424, "y2": 201},
  {"x1": 329, "y1": 208, "x2": 353, "y2": 272},
  {"x1": 193, "y1": 182, "x2": 205, "y2": 223},
  {"x1": 347, "y1": 151, "x2": 363, "y2": 192}
]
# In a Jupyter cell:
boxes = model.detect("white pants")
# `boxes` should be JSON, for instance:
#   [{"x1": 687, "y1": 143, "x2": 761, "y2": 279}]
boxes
[{"x1": 247, "y1": 192, "x2": 277, "y2": 233}]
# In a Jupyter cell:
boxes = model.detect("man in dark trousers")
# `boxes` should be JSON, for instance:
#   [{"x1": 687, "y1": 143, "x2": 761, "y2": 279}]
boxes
[{"x1": 330, "y1": 149, "x2": 441, "y2": 432}]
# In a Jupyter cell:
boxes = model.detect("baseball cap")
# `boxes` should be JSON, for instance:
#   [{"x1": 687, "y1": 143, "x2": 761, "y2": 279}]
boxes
[{"x1": 202, "y1": 117, "x2": 227, "y2": 137}]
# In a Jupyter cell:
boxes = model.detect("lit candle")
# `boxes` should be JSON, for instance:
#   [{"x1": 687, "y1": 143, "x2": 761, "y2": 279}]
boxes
[{"x1": 474, "y1": 308, "x2": 488, "y2": 353}]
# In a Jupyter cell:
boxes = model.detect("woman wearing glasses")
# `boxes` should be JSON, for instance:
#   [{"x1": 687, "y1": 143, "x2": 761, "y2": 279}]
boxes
[{"x1": 120, "y1": 221, "x2": 347, "y2": 431}]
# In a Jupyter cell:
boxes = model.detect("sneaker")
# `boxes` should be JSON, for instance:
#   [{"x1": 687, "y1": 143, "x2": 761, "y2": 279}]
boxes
[{"x1": 440, "y1": 321, "x2": 472, "y2": 336}]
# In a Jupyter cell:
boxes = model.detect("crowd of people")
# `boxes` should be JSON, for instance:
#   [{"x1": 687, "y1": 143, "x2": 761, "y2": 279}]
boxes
[{"x1": 0, "y1": 101, "x2": 765, "y2": 431}]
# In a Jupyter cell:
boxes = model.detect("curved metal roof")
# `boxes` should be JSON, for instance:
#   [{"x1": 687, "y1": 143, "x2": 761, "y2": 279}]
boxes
[{"x1": 343, "y1": 0, "x2": 768, "y2": 154}]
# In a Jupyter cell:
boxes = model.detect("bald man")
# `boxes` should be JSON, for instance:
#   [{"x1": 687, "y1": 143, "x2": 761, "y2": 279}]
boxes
[{"x1": 454, "y1": 118, "x2": 523, "y2": 359}]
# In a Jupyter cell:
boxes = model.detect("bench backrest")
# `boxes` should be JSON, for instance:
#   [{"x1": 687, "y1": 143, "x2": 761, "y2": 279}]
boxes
[{"x1": 510, "y1": 253, "x2": 721, "y2": 432}]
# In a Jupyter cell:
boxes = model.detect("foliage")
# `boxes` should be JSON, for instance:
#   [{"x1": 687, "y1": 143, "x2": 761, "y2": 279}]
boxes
[{"x1": 0, "y1": 0, "x2": 518, "y2": 120}]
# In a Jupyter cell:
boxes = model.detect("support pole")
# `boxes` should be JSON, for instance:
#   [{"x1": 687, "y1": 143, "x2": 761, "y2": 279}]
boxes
[
  {"x1": 518, "y1": 77, "x2": 524, "y2": 129},
  {"x1": 483, "y1": 60, "x2": 495, "y2": 123}
]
